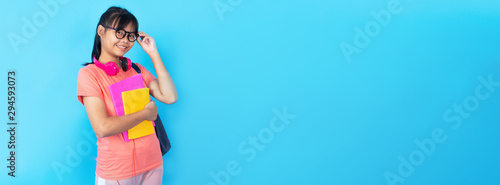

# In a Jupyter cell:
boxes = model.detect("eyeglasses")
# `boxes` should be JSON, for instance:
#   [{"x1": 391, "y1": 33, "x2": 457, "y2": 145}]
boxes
[{"x1": 103, "y1": 25, "x2": 138, "y2": 42}]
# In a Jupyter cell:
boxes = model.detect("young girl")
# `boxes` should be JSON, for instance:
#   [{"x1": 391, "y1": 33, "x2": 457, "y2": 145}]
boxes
[{"x1": 77, "y1": 7, "x2": 177, "y2": 185}]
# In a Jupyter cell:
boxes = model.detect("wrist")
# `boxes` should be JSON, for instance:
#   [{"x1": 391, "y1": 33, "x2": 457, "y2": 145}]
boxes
[
  {"x1": 148, "y1": 52, "x2": 161, "y2": 60},
  {"x1": 141, "y1": 107, "x2": 151, "y2": 120}
]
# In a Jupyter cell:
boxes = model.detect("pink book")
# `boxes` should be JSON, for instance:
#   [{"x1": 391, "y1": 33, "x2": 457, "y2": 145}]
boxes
[{"x1": 108, "y1": 74, "x2": 154, "y2": 142}]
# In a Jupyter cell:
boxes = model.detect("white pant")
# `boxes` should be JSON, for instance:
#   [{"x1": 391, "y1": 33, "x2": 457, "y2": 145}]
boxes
[{"x1": 95, "y1": 165, "x2": 163, "y2": 185}]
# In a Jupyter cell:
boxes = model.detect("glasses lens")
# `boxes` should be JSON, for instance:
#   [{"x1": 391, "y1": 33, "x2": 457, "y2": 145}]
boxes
[
  {"x1": 115, "y1": 29, "x2": 125, "y2": 39},
  {"x1": 128, "y1": 34, "x2": 137, "y2": 42}
]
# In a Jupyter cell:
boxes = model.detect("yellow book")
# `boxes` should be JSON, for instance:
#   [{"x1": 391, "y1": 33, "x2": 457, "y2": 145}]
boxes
[{"x1": 122, "y1": 88, "x2": 155, "y2": 140}]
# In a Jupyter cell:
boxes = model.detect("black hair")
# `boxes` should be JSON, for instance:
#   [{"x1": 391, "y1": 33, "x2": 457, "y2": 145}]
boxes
[{"x1": 82, "y1": 6, "x2": 138, "y2": 66}]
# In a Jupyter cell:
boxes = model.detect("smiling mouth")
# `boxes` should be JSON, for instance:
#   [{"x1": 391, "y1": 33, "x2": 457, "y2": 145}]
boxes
[{"x1": 116, "y1": 45, "x2": 127, "y2": 50}]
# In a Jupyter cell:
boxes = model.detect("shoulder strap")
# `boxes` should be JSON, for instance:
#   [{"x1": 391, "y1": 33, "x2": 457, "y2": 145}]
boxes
[{"x1": 131, "y1": 63, "x2": 141, "y2": 74}]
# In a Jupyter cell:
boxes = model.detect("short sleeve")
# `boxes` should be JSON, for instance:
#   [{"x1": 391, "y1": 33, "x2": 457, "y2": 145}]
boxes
[
  {"x1": 136, "y1": 63, "x2": 157, "y2": 87},
  {"x1": 77, "y1": 67, "x2": 103, "y2": 105}
]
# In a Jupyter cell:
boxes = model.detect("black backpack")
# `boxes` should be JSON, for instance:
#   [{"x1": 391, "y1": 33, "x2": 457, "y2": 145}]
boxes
[{"x1": 132, "y1": 63, "x2": 172, "y2": 156}]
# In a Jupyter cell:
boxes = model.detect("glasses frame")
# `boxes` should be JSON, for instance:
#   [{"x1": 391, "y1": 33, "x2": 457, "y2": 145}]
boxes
[{"x1": 102, "y1": 25, "x2": 138, "y2": 42}]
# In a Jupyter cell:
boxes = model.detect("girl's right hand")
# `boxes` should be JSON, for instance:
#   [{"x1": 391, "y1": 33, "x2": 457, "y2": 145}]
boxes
[{"x1": 144, "y1": 101, "x2": 158, "y2": 121}]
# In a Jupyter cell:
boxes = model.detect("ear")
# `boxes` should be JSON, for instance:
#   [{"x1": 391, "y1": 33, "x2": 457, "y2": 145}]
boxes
[{"x1": 97, "y1": 25, "x2": 105, "y2": 38}]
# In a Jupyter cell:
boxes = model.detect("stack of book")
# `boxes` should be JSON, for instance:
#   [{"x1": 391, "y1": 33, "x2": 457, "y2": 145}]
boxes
[{"x1": 108, "y1": 74, "x2": 155, "y2": 142}]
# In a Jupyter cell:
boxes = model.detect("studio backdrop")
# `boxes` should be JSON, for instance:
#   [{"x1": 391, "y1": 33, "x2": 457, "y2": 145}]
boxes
[{"x1": 1, "y1": 0, "x2": 500, "y2": 185}]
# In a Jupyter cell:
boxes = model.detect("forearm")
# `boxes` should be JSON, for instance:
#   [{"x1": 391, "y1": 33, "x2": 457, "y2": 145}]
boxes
[
  {"x1": 99, "y1": 109, "x2": 149, "y2": 137},
  {"x1": 150, "y1": 53, "x2": 178, "y2": 102}
]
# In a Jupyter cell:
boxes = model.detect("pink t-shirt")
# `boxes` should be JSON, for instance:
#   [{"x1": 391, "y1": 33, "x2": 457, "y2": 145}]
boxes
[{"x1": 77, "y1": 62, "x2": 163, "y2": 180}]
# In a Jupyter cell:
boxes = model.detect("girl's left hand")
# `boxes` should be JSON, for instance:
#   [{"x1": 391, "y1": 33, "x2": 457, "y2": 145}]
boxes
[{"x1": 137, "y1": 31, "x2": 158, "y2": 56}]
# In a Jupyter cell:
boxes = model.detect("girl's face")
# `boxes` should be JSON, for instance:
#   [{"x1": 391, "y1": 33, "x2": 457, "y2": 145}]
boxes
[{"x1": 98, "y1": 22, "x2": 136, "y2": 58}]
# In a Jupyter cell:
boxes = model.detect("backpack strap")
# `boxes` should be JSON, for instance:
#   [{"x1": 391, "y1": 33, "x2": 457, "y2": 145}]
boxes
[{"x1": 131, "y1": 63, "x2": 141, "y2": 74}]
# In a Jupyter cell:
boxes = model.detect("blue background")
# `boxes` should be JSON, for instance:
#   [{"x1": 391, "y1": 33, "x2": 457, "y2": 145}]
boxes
[{"x1": 1, "y1": 0, "x2": 500, "y2": 184}]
